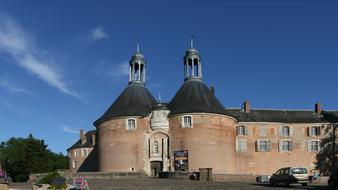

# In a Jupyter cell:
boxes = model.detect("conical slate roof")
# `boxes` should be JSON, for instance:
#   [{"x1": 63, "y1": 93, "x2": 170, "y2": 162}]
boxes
[
  {"x1": 94, "y1": 83, "x2": 157, "y2": 126},
  {"x1": 168, "y1": 79, "x2": 225, "y2": 115}
]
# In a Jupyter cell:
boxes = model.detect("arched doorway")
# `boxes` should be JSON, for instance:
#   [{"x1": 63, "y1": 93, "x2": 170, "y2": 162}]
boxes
[{"x1": 150, "y1": 161, "x2": 162, "y2": 177}]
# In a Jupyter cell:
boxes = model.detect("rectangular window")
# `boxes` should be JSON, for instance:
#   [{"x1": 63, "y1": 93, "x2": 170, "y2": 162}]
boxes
[
  {"x1": 182, "y1": 116, "x2": 192, "y2": 128},
  {"x1": 72, "y1": 161, "x2": 77, "y2": 169},
  {"x1": 310, "y1": 141, "x2": 320, "y2": 152},
  {"x1": 127, "y1": 119, "x2": 136, "y2": 130},
  {"x1": 236, "y1": 126, "x2": 247, "y2": 136},
  {"x1": 256, "y1": 140, "x2": 271, "y2": 152},
  {"x1": 308, "y1": 126, "x2": 321, "y2": 136},
  {"x1": 74, "y1": 150, "x2": 78, "y2": 157},
  {"x1": 83, "y1": 149, "x2": 88, "y2": 157},
  {"x1": 236, "y1": 139, "x2": 247, "y2": 152},
  {"x1": 282, "y1": 126, "x2": 290, "y2": 136},
  {"x1": 280, "y1": 140, "x2": 292, "y2": 152}
]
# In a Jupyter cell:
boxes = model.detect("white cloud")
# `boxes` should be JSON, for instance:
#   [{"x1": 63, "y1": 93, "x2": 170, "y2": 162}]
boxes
[
  {"x1": 96, "y1": 60, "x2": 130, "y2": 80},
  {"x1": 61, "y1": 125, "x2": 80, "y2": 135},
  {"x1": 0, "y1": 13, "x2": 79, "y2": 98},
  {"x1": 90, "y1": 27, "x2": 108, "y2": 41},
  {"x1": 0, "y1": 79, "x2": 28, "y2": 94},
  {"x1": 0, "y1": 99, "x2": 14, "y2": 110}
]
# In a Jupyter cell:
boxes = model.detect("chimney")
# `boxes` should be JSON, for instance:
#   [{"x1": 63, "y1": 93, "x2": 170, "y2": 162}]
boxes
[
  {"x1": 80, "y1": 129, "x2": 86, "y2": 145},
  {"x1": 315, "y1": 102, "x2": 322, "y2": 115},
  {"x1": 210, "y1": 86, "x2": 215, "y2": 96},
  {"x1": 243, "y1": 100, "x2": 250, "y2": 113},
  {"x1": 92, "y1": 134, "x2": 96, "y2": 146}
]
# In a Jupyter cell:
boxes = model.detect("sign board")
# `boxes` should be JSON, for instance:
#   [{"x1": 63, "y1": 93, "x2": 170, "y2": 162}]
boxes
[
  {"x1": 73, "y1": 177, "x2": 90, "y2": 190},
  {"x1": 0, "y1": 170, "x2": 6, "y2": 178},
  {"x1": 174, "y1": 150, "x2": 188, "y2": 171}
]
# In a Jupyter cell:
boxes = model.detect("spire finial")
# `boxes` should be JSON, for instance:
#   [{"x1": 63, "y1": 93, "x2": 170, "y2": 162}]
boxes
[
  {"x1": 190, "y1": 36, "x2": 194, "y2": 48},
  {"x1": 136, "y1": 44, "x2": 140, "y2": 53},
  {"x1": 158, "y1": 92, "x2": 162, "y2": 102}
]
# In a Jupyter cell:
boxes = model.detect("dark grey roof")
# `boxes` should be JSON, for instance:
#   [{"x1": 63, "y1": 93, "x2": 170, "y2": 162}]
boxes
[
  {"x1": 94, "y1": 83, "x2": 157, "y2": 126},
  {"x1": 322, "y1": 111, "x2": 338, "y2": 123},
  {"x1": 223, "y1": 109, "x2": 332, "y2": 123},
  {"x1": 67, "y1": 130, "x2": 96, "y2": 152},
  {"x1": 168, "y1": 79, "x2": 225, "y2": 115}
]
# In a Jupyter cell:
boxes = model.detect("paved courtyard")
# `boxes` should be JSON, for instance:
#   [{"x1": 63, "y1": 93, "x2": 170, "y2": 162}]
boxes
[
  {"x1": 7, "y1": 178, "x2": 333, "y2": 190},
  {"x1": 84, "y1": 178, "x2": 331, "y2": 190}
]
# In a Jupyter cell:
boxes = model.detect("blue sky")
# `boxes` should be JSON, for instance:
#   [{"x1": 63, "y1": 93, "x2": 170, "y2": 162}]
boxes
[{"x1": 0, "y1": 0, "x2": 337, "y2": 153}]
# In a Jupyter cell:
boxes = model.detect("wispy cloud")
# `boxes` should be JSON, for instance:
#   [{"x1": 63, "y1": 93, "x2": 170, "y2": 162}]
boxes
[
  {"x1": 0, "y1": 79, "x2": 28, "y2": 94},
  {"x1": 61, "y1": 125, "x2": 79, "y2": 135},
  {"x1": 0, "y1": 13, "x2": 79, "y2": 97},
  {"x1": 0, "y1": 99, "x2": 14, "y2": 110},
  {"x1": 96, "y1": 60, "x2": 130, "y2": 80},
  {"x1": 90, "y1": 27, "x2": 108, "y2": 41}
]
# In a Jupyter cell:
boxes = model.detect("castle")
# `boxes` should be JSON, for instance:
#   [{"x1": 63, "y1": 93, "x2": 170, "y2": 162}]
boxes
[{"x1": 67, "y1": 40, "x2": 338, "y2": 177}]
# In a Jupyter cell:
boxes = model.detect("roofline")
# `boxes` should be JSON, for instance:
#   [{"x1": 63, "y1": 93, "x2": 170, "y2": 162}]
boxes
[
  {"x1": 168, "y1": 112, "x2": 238, "y2": 122},
  {"x1": 225, "y1": 108, "x2": 338, "y2": 112}
]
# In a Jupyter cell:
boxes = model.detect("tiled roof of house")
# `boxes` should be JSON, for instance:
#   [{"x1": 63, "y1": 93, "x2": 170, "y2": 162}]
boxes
[
  {"x1": 67, "y1": 130, "x2": 96, "y2": 152},
  {"x1": 224, "y1": 109, "x2": 338, "y2": 123}
]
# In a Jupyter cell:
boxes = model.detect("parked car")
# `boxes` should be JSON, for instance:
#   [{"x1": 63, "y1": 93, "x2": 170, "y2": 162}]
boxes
[
  {"x1": 328, "y1": 170, "x2": 338, "y2": 187},
  {"x1": 269, "y1": 167, "x2": 309, "y2": 186}
]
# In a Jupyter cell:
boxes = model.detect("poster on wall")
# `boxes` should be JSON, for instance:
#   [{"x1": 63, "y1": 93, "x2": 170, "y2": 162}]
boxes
[{"x1": 174, "y1": 150, "x2": 188, "y2": 171}]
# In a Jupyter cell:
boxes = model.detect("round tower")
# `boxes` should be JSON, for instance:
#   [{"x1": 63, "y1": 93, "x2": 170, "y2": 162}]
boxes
[
  {"x1": 95, "y1": 47, "x2": 157, "y2": 172},
  {"x1": 168, "y1": 38, "x2": 237, "y2": 174}
]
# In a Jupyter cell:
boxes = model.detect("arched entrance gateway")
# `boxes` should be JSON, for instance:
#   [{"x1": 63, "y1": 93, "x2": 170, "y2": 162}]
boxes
[{"x1": 145, "y1": 103, "x2": 170, "y2": 176}]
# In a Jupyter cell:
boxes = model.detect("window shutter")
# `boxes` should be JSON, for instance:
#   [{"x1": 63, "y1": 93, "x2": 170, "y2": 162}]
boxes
[
  {"x1": 244, "y1": 126, "x2": 248, "y2": 135},
  {"x1": 278, "y1": 140, "x2": 282, "y2": 152},
  {"x1": 307, "y1": 127, "x2": 310, "y2": 136},
  {"x1": 255, "y1": 141, "x2": 259, "y2": 152},
  {"x1": 317, "y1": 127, "x2": 321, "y2": 136},
  {"x1": 307, "y1": 140, "x2": 311, "y2": 152},
  {"x1": 268, "y1": 141, "x2": 272, "y2": 152},
  {"x1": 279, "y1": 127, "x2": 283, "y2": 136},
  {"x1": 236, "y1": 127, "x2": 239, "y2": 136},
  {"x1": 236, "y1": 139, "x2": 239, "y2": 152},
  {"x1": 290, "y1": 141, "x2": 293, "y2": 151},
  {"x1": 290, "y1": 127, "x2": 294, "y2": 136}
]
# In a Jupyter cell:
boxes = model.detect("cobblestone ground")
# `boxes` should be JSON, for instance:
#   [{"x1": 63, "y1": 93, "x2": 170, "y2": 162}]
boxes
[{"x1": 84, "y1": 178, "x2": 333, "y2": 190}]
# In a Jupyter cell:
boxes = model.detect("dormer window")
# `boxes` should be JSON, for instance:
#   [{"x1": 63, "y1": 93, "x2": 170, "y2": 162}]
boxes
[
  {"x1": 127, "y1": 119, "x2": 137, "y2": 130},
  {"x1": 182, "y1": 116, "x2": 192, "y2": 128}
]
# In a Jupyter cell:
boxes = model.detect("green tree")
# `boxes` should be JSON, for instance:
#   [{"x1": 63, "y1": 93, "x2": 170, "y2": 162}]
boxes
[
  {"x1": 315, "y1": 112, "x2": 338, "y2": 175},
  {"x1": 0, "y1": 134, "x2": 68, "y2": 182}
]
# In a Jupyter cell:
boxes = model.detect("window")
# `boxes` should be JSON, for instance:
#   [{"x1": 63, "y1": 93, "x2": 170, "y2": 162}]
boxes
[
  {"x1": 256, "y1": 140, "x2": 272, "y2": 152},
  {"x1": 308, "y1": 140, "x2": 320, "y2": 152},
  {"x1": 279, "y1": 140, "x2": 292, "y2": 152},
  {"x1": 72, "y1": 160, "x2": 77, "y2": 169},
  {"x1": 83, "y1": 149, "x2": 88, "y2": 157},
  {"x1": 182, "y1": 116, "x2": 192, "y2": 128},
  {"x1": 74, "y1": 150, "x2": 78, "y2": 157},
  {"x1": 236, "y1": 126, "x2": 248, "y2": 136},
  {"x1": 153, "y1": 140, "x2": 159, "y2": 153},
  {"x1": 259, "y1": 127, "x2": 267, "y2": 136},
  {"x1": 127, "y1": 119, "x2": 136, "y2": 130},
  {"x1": 236, "y1": 139, "x2": 247, "y2": 152},
  {"x1": 282, "y1": 126, "x2": 290, "y2": 136},
  {"x1": 308, "y1": 126, "x2": 320, "y2": 136}
]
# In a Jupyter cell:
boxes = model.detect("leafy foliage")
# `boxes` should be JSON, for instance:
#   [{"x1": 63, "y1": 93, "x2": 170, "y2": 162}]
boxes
[
  {"x1": 315, "y1": 112, "x2": 338, "y2": 175},
  {"x1": 0, "y1": 134, "x2": 69, "y2": 182}
]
